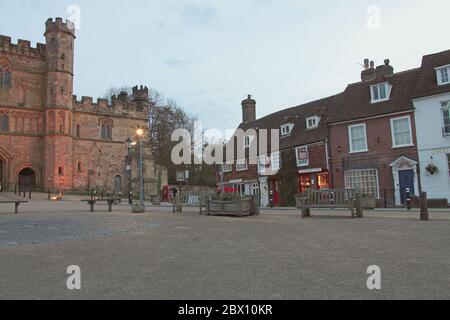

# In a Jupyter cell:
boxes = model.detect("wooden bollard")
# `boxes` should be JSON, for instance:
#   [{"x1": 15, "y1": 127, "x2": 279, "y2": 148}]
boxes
[{"x1": 420, "y1": 192, "x2": 429, "y2": 221}]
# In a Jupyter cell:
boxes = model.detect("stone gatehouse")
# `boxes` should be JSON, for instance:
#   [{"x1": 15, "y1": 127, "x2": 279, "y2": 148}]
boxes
[{"x1": 0, "y1": 18, "x2": 164, "y2": 197}]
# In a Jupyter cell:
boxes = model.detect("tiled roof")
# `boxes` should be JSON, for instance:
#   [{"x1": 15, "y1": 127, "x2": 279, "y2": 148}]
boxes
[
  {"x1": 325, "y1": 68, "x2": 419, "y2": 124},
  {"x1": 226, "y1": 49, "x2": 450, "y2": 157},
  {"x1": 414, "y1": 49, "x2": 450, "y2": 99},
  {"x1": 237, "y1": 94, "x2": 341, "y2": 151}
]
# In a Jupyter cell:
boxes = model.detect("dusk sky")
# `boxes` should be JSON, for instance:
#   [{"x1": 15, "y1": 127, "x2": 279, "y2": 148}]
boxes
[{"x1": 1, "y1": 0, "x2": 449, "y2": 131}]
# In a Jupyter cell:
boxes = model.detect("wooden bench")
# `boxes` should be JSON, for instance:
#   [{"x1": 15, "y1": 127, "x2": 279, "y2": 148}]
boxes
[
  {"x1": 0, "y1": 201, "x2": 28, "y2": 214},
  {"x1": 81, "y1": 199, "x2": 116, "y2": 212},
  {"x1": 173, "y1": 192, "x2": 211, "y2": 215},
  {"x1": 296, "y1": 189, "x2": 363, "y2": 218}
]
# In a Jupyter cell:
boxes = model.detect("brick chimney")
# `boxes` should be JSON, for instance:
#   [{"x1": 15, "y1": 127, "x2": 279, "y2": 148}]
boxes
[
  {"x1": 361, "y1": 59, "x2": 394, "y2": 82},
  {"x1": 361, "y1": 59, "x2": 376, "y2": 82},
  {"x1": 242, "y1": 94, "x2": 256, "y2": 123},
  {"x1": 376, "y1": 59, "x2": 394, "y2": 77}
]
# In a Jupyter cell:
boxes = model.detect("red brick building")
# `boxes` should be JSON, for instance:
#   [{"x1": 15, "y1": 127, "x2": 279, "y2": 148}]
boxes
[
  {"x1": 218, "y1": 95, "x2": 336, "y2": 207},
  {"x1": 327, "y1": 60, "x2": 420, "y2": 207},
  {"x1": 0, "y1": 18, "x2": 162, "y2": 196},
  {"x1": 219, "y1": 58, "x2": 427, "y2": 208}
]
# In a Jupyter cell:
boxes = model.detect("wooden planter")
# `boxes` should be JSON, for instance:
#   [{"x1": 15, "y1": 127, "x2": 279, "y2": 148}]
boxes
[{"x1": 206, "y1": 196, "x2": 260, "y2": 217}]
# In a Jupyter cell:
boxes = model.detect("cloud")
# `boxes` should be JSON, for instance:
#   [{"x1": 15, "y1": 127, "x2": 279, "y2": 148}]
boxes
[
  {"x1": 181, "y1": 4, "x2": 218, "y2": 25},
  {"x1": 163, "y1": 57, "x2": 190, "y2": 68}
]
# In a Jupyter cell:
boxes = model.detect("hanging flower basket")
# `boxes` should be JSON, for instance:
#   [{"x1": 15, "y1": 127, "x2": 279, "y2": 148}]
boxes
[{"x1": 425, "y1": 164, "x2": 439, "y2": 175}]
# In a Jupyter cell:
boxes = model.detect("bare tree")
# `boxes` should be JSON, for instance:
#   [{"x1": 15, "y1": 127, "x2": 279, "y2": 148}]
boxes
[{"x1": 103, "y1": 85, "x2": 216, "y2": 186}]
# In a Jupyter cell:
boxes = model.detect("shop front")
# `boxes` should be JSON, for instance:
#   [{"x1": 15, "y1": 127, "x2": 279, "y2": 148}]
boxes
[{"x1": 298, "y1": 168, "x2": 330, "y2": 194}]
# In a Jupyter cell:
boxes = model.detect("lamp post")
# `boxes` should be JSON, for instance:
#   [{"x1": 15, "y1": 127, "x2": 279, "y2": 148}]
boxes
[
  {"x1": 130, "y1": 129, "x2": 145, "y2": 213},
  {"x1": 125, "y1": 138, "x2": 133, "y2": 205},
  {"x1": 136, "y1": 129, "x2": 145, "y2": 205}
]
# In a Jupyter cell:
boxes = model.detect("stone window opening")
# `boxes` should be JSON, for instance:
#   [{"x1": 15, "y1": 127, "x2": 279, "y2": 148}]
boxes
[
  {"x1": 77, "y1": 162, "x2": 81, "y2": 172},
  {"x1": 1, "y1": 114, "x2": 9, "y2": 132},
  {"x1": 58, "y1": 166, "x2": 64, "y2": 176},
  {"x1": 76, "y1": 124, "x2": 81, "y2": 137},
  {"x1": 101, "y1": 124, "x2": 106, "y2": 139},
  {"x1": 100, "y1": 119, "x2": 113, "y2": 140},
  {"x1": 0, "y1": 69, "x2": 12, "y2": 88}
]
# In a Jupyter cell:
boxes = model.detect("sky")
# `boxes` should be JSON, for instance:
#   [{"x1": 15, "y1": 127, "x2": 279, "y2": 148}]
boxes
[{"x1": 1, "y1": 0, "x2": 449, "y2": 132}]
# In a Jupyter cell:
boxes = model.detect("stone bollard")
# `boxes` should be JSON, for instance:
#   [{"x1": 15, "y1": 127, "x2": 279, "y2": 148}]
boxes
[{"x1": 420, "y1": 192, "x2": 429, "y2": 221}]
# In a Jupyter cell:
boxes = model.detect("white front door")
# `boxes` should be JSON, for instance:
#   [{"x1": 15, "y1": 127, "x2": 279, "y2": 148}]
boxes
[{"x1": 259, "y1": 177, "x2": 269, "y2": 207}]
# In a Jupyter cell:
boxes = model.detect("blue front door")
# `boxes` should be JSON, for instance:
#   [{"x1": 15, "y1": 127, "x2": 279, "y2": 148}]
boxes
[{"x1": 399, "y1": 170, "x2": 414, "y2": 204}]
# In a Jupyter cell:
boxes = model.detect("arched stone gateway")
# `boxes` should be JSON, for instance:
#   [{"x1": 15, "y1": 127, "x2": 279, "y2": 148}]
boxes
[
  {"x1": 0, "y1": 159, "x2": 4, "y2": 191},
  {"x1": 18, "y1": 168, "x2": 37, "y2": 191},
  {"x1": 0, "y1": 147, "x2": 12, "y2": 191}
]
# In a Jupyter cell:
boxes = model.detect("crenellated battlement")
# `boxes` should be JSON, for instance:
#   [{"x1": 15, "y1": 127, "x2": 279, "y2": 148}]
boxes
[
  {"x1": 132, "y1": 85, "x2": 149, "y2": 99},
  {"x1": 0, "y1": 35, "x2": 46, "y2": 59},
  {"x1": 72, "y1": 89, "x2": 150, "y2": 119},
  {"x1": 45, "y1": 18, "x2": 76, "y2": 37}
]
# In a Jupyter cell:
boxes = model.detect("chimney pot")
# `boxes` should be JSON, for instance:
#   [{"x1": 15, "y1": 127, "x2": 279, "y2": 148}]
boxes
[{"x1": 364, "y1": 59, "x2": 370, "y2": 70}]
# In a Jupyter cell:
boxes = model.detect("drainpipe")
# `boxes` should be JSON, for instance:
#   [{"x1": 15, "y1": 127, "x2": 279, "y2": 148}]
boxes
[{"x1": 326, "y1": 125, "x2": 334, "y2": 189}]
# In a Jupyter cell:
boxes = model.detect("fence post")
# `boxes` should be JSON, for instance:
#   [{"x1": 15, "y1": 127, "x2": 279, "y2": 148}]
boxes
[
  {"x1": 14, "y1": 185, "x2": 17, "y2": 195},
  {"x1": 355, "y1": 190, "x2": 363, "y2": 218},
  {"x1": 383, "y1": 189, "x2": 387, "y2": 208},
  {"x1": 28, "y1": 187, "x2": 31, "y2": 199},
  {"x1": 420, "y1": 192, "x2": 429, "y2": 221},
  {"x1": 237, "y1": 197, "x2": 242, "y2": 217}
]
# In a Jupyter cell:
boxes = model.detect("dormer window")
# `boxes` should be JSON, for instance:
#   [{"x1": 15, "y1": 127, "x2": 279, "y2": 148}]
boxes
[
  {"x1": 436, "y1": 65, "x2": 450, "y2": 86},
  {"x1": 370, "y1": 82, "x2": 391, "y2": 103},
  {"x1": 306, "y1": 116, "x2": 320, "y2": 129},
  {"x1": 281, "y1": 123, "x2": 294, "y2": 136}
]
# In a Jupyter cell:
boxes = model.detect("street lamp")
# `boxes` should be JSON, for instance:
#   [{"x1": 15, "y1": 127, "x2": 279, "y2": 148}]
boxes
[
  {"x1": 136, "y1": 129, "x2": 145, "y2": 206},
  {"x1": 130, "y1": 128, "x2": 145, "y2": 213},
  {"x1": 125, "y1": 138, "x2": 133, "y2": 205}
]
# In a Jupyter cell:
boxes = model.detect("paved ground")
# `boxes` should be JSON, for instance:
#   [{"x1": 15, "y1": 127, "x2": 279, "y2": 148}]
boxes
[{"x1": 0, "y1": 193, "x2": 449, "y2": 300}]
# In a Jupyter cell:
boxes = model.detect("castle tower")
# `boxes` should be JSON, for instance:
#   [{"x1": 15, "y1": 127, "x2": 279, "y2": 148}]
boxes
[
  {"x1": 43, "y1": 18, "x2": 76, "y2": 191},
  {"x1": 132, "y1": 85, "x2": 150, "y2": 111}
]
